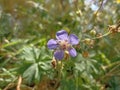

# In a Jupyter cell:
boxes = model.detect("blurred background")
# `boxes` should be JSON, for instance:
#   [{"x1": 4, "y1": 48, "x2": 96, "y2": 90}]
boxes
[{"x1": 0, "y1": 0, "x2": 120, "y2": 90}]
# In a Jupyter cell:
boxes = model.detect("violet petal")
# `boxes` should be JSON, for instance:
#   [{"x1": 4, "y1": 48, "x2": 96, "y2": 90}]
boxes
[
  {"x1": 47, "y1": 39, "x2": 57, "y2": 49},
  {"x1": 68, "y1": 48, "x2": 77, "y2": 57},
  {"x1": 69, "y1": 34, "x2": 79, "y2": 45},
  {"x1": 56, "y1": 30, "x2": 68, "y2": 40},
  {"x1": 54, "y1": 50, "x2": 64, "y2": 60}
]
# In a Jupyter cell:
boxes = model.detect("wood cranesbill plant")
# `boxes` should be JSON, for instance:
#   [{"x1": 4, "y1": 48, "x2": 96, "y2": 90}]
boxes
[{"x1": 47, "y1": 30, "x2": 79, "y2": 60}]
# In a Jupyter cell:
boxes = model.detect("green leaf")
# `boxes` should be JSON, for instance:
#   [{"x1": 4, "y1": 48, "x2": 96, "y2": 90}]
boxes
[{"x1": 17, "y1": 46, "x2": 52, "y2": 84}]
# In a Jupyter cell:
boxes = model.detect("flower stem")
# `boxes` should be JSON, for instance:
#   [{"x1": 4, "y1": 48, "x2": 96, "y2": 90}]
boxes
[{"x1": 92, "y1": 31, "x2": 111, "y2": 40}]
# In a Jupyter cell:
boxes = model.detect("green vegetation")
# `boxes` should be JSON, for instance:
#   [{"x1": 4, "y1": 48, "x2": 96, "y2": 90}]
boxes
[{"x1": 0, "y1": 0, "x2": 120, "y2": 90}]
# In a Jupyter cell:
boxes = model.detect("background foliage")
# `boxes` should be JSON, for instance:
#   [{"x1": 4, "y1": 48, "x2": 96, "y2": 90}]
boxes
[{"x1": 0, "y1": 0, "x2": 120, "y2": 90}]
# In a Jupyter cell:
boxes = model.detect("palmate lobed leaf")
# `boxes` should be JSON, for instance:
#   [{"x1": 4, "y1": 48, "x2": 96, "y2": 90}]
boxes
[
  {"x1": 75, "y1": 54, "x2": 98, "y2": 73},
  {"x1": 21, "y1": 47, "x2": 39, "y2": 62},
  {"x1": 18, "y1": 46, "x2": 52, "y2": 84},
  {"x1": 23, "y1": 63, "x2": 37, "y2": 83},
  {"x1": 73, "y1": 54, "x2": 102, "y2": 89}
]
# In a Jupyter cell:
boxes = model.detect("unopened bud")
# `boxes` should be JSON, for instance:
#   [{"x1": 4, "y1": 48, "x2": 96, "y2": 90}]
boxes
[
  {"x1": 65, "y1": 51, "x2": 69, "y2": 60},
  {"x1": 97, "y1": 33, "x2": 102, "y2": 38},
  {"x1": 84, "y1": 38, "x2": 95, "y2": 46},
  {"x1": 108, "y1": 25, "x2": 120, "y2": 33},
  {"x1": 90, "y1": 30, "x2": 96, "y2": 36},
  {"x1": 118, "y1": 27, "x2": 120, "y2": 32},
  {"x1": 51, "y1": 57, "x2": 56, "y2": 68},
  {"x1": 82, "y1": 51, "x2": 89, "y2": 58},
  {"x1": 84, "y1": 38, "x2": 91, "y2": 45}
]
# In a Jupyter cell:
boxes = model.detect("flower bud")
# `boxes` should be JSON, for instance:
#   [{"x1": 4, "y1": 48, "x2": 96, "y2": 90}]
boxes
[
  {"x1": 65, "y1": 51, "x2": 69, "y2": 60},
  {"x1": 82, "y1": 51, "x2": 89, "y2": 58},
  {"x1": 108, "y1": 25, "x2": 120, "y2": 33},
  {"x1": 84, "y1": 38, "x2": 95, "y2": 46},
  {"x1": 96, "y1": 33, "x2": 102, "y2": 38},
  {"x1": 118, "y1": 27, "x2": 120, "y2": 32},
  {"x1": 51, "y1": 57, "x2": 56, "y2": 68},
  {"x1": 84, "y1": 38, "x2": 91, "y2": 45},
  {"x1": 90, "y1": 30, "x2": 96, "y2": 36}
]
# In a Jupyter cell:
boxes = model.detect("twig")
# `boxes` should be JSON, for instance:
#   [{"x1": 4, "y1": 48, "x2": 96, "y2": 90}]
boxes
[
  {"x1": 81, "y1": 31, "x2": 111, "y2": 43},
  {"x1": 102, "y1": 61, "x2": 120, "y2": 70},
  {"x1": 94, "y1": 0, "x2": 104, "y2": 17},
  {"x1": 92, "y1": 31, "x2": 111, "y2": 40},
  {"x1": 108, "y1": 63, "x2": 120, "y2": 74},
  {"x1": 3, "y1": 83, "x2": 15, "y2": 90},
  {"x1": 116, "y1": 20, "x2": 120, "y2": 29},
  {"x1": 16, "y1": 76, "x2": 22, "y2": 90},
  {"x1": 98, "y1": 62, "x2": 120, "y2": 82},
  {"x1": 87, "y1": 0, "x2": 105, "y2": 30},
  {"x1": 3, "y1": 77, "x2": 17, "y2": 90}
]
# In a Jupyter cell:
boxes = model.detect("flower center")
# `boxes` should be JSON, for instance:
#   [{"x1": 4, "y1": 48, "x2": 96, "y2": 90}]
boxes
[{"x1": 58, "y1": 40, "x2": 70, "y2": 50}]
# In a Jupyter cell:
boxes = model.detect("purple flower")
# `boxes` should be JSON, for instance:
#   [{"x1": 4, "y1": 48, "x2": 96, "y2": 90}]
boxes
[{"x1": 47, "y1": 30, "x2": 79, "y2": 60}]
